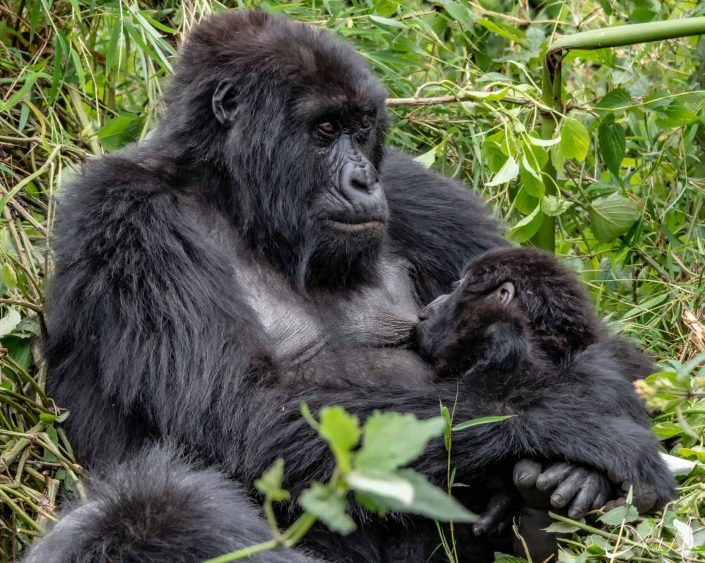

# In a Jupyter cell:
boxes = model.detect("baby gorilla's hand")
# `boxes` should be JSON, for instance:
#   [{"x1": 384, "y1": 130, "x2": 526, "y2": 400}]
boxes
[{"x1": 513, "y1": 459, "x2": 611, "y2": 518}]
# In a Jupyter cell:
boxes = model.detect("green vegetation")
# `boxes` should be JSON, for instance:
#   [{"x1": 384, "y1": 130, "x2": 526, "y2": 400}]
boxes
[{"x1": 0, "y1": 1, "x2": 703, "y2": 561}]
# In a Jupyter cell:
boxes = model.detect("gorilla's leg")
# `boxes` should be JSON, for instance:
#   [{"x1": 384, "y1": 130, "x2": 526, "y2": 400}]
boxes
[{"x1": 23, "y1": 446, "x2": 319, "y2": 563}]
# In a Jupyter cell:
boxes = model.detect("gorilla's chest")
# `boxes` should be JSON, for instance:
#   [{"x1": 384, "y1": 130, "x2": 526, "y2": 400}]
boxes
[{"x1": 235, "y1": 257, "x2": 419, "y2": 362}]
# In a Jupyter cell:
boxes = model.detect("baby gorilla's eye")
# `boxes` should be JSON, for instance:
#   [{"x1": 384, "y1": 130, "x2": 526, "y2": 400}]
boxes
[
  {"x1": 361, "y1": 115, "x2": 371, "y2": 129},
  {"x1": 318, "y1": 121, "x2": 337, "y2": 135}
]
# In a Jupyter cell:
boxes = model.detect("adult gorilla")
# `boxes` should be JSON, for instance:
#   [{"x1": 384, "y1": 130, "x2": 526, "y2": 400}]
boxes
[{"x1": 27, "y1": 10, "x2": 673, "y2": 563}]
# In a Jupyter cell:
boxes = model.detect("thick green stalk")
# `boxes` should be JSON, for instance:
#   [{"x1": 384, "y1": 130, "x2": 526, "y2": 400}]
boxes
[{"x1": 531, "y1": 17, "x2": 705, "y2": 251}]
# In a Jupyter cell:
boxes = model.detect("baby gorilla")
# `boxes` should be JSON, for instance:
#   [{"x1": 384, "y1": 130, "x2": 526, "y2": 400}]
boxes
[{"x1": 416, "y1": 247, "x2": 658, "y2": 558}]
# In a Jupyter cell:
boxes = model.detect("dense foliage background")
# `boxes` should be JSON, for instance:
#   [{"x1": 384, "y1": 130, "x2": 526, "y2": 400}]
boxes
[{"x1": 0, "y1": 0, "x2": 704, "y2": 561}]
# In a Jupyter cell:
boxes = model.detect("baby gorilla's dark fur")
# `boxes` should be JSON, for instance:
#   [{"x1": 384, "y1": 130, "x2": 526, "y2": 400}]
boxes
[
  {"x1": 417, "y1": 247, "x2": 662, "y2": 556},
  {"x1": 418, "y1": 247, "x2": 654, "y2": 392}
]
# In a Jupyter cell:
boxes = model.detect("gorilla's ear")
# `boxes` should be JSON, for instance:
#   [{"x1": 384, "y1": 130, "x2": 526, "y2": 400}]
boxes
[{"x1": 212, "y1": 80, "x2": 238, "y2": 127}]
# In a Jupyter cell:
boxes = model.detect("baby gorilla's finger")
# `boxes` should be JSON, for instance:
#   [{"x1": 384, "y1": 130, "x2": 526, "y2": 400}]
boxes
[
  {"x1": 536, "y1": 462, "x2": 574, "y2": 492},
  {"x1": 513, "y1": 459, "x2": 543, "y2": 490},
  {"x1": 472, "y1": 495, "x2": 513, "y2": 537},
  {"x1": 550, "y1": 467, "x2": 587, "y2": 509},
  {"x1": 567, "y1": 473, "x2": 604, "y2": 519}
]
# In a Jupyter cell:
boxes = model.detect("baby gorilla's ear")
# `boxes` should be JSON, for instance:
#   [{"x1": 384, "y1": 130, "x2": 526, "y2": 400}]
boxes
[{"x1": 492, "y1": 281, "x2": 515, "y2": 305}]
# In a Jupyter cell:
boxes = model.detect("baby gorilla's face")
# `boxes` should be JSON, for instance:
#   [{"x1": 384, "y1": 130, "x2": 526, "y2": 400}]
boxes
[
  {"x1": 416, "y1": 247, "x2": 603, "y2": 370},
  {"x1": 416, "y1": 269, "x2": 521, "y2": 368}
]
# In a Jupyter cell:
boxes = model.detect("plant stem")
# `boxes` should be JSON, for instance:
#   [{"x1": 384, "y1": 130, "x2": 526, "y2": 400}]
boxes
[{"x1": 549, "y1": 17, "x2": 705, "y2": 54}]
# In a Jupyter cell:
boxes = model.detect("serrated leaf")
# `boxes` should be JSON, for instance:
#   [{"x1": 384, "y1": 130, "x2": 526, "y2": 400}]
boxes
[
  {"x1": 559, "y1": 117, "x2": 590, "y2": 162},
  {"x1": 414, "y1": 147, "x2": 436, "y2": 169},
  {"x1": 452, "y1": 415, "x2": 512, "y2": 431},
  {"x1": 508, "y1": 205, "x2": 543, "y2": 243},
  {"x1": 319, "y1": 406, "x2": 360, "y2": 474},
  {"x1": 254, "y1": 459, "x2": 290, "y2": 502},
  {"x1": 299, "y1": 483, "x2": 356, "y2": 535},
  {"x1": 350, "y1": 469, "x2": 477, "y2": 523},
  {"x1": 589, "y1": 193, "x2": 640, "y2": 242},
  {"x1": 598, "y1": 116, "x2": 626, "y2": 176},
  {"x1": 595, "y1": 87, "x2": 631, "y2": 113},
  {"x1": 486, "y1": 156, "x2": 519, "y2": 186},
  {"x1": 355, "y1": 412, "x2": 444, "y2": 473},
  {"x1": 0, "y1": 309, "x2": 21, "y2": 338},
  {"x1": 599, "y1": 504, "x2": 638, "y2": 525}
]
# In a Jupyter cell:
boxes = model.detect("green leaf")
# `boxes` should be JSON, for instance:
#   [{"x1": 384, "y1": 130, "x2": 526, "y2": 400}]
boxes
[
  {"x1": 97, "y1": 114, "x2": 144, "y2": 152},
  {"x1": 655, "y1": 101, "x2": 699, "y2": 129},
  {"x1": 486, "y1": 156, "x2": 519, "y2": 186},
  {"x1": 350, "y1": 469, "x2": 477, "y2": 523},
  {"x1": 299, "y1": 483, "x2": 356, "y2": 535},
  {"x1": 559, "y1": 117, "x2": 590, "y2": 162},
  {"x1": 254, "y1": 459, "x2": 290, "y2": 502},
  {"x1": 599, "y1": 504, "x2": 639, "y2": 525},
  {"x1": 452, "y1": 415, "x2": 512, "y2": 431},
  {"x1": 319, "y1": 406, "x2": 360, "y2": 474},
  {"x1": 598, "y1": 115, "x2": 626, "y2": 177},
  {"x1": 589, "y1": 193, "x2": 640, "y2": 242},
  {"x1": 414, "y1": 147, "x2": 436, "y2": 169},
  {"x1": 0, "y1": 309, "x2": 21, "y2": 338},
  {"x1": 595, "y1": 87, "x2": 631, "y2": 113},
  {"x1": 545, "y1": 521, "x2": 580, "y2": 533},
  {"x1": 493, "y1": 553, "x2": 528, "y2": 563},
  {"x1": 508, "y1": 205, "x2": 543, "y2": 243},
  {"x1": 355, "y1": 412, "x2": 444, "y2": 473},
  {"x1": 475, "y1": 18, "x2": 524, "y2": 45},
  {"x1": 369, "y1": 15, "x2": 407, "y2": 29},
  {"x1": 541, "y1": 195, "x2": 573, "y2": 217}
]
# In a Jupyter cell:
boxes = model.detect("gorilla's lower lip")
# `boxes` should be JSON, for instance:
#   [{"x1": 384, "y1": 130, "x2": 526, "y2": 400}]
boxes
[{"x1": 324, "y1": 219, "x2": 385, "y2": 233}]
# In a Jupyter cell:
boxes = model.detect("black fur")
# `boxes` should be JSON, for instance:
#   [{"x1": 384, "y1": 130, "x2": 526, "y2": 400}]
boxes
[
  {"x1": 31, "y1": 11, "x2": 674, "y2": 563},
  {"x1": 417, "y1": 247, "x2": 672, "y2": 547}
]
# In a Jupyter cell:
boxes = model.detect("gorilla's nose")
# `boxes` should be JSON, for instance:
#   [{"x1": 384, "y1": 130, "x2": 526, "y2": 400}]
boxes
[{"x1": 340, "y1": 162, "x2": 383, "y2": 207}]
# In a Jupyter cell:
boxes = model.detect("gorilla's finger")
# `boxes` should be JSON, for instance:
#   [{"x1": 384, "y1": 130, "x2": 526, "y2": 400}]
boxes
[
  {"x1": 603, "y1": 497, "x2": 626, "y2": 512},
  {"x1": 472, "y1": 494, "x2": 512, "y2": 536},
  {"x1": 513, "y1": 459, "x2": 543, "y2": 490},
  {"x1": 567, "y1": 474, "x2": 602, "y2": 519},
  {"x1": 591, "y1": 477, "x2": 611, "y2": 510},
  {"x1": 550, "y1": 468, "x2": 587, "y2": 509},
  {"x1": 536, "y1": 462, "x2": 574, "y2": 492},
  {"x1": 633, "y1": 487, "x2": 657, "y2": 513}
]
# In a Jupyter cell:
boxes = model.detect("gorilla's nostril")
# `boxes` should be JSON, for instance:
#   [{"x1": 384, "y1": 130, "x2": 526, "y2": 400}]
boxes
[{"x1": 350, "y1": 175, "x2": 369, "y2": 192}]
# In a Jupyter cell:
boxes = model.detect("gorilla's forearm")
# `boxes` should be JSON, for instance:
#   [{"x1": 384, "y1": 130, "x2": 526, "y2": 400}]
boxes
[{"x1": 231, "y1": 377, "x2": 674, "y2": 509}]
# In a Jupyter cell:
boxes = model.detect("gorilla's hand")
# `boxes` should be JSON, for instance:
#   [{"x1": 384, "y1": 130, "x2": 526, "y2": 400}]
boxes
[
  {"x1": 603, "y1": 472, "x2": 661, "y2": 513},
  {"x1": 513, "y1": 459, "x2": 611, "y2": 519},
  {"x1": 472, "y1": 492, "x2": 514, "y2": 536}
]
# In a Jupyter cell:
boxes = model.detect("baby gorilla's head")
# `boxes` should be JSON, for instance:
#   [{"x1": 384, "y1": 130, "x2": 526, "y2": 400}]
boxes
[{"x1": 417, "y1": 247, "x2": 605, "y2": 368}]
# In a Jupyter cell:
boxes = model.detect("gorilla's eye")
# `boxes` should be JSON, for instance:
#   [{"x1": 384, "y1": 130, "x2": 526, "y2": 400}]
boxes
[
  {"x1": 318, "y1": 121, "x2": 337, "y2": 135},
  {"x1": 361, "y1": 115, "x2": 371, "y2": 129}
]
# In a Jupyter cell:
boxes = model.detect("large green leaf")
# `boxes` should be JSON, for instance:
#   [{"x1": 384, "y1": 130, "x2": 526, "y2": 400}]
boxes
[
  {"x1": 559, "y1": 117, "x2": 590, "y2": 162},
  {"x1": 589, "y1": 193, "x2": 640, "y2": 242},
  {"x1": 348, "y1": 469, "x2": 477, "y2": 523},
  {"x1": 355, "y1": 412, "x2": 444, "y2": 473}
]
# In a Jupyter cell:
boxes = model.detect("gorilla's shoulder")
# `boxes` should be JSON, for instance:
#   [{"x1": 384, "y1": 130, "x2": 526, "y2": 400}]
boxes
[{"x1": 381, "y1": 148, "x2": 507, "y2": 300}]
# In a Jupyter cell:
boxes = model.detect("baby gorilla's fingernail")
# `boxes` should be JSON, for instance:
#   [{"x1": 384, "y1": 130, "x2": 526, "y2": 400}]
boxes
[{"x1": 551, "y1": 493, "x2": 566, "y2": 507}]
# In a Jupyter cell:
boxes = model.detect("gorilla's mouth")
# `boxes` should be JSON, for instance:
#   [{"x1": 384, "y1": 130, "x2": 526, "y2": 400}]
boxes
[{"x1": 324, "y1": 219, "x2": 385, "y2": 234}]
